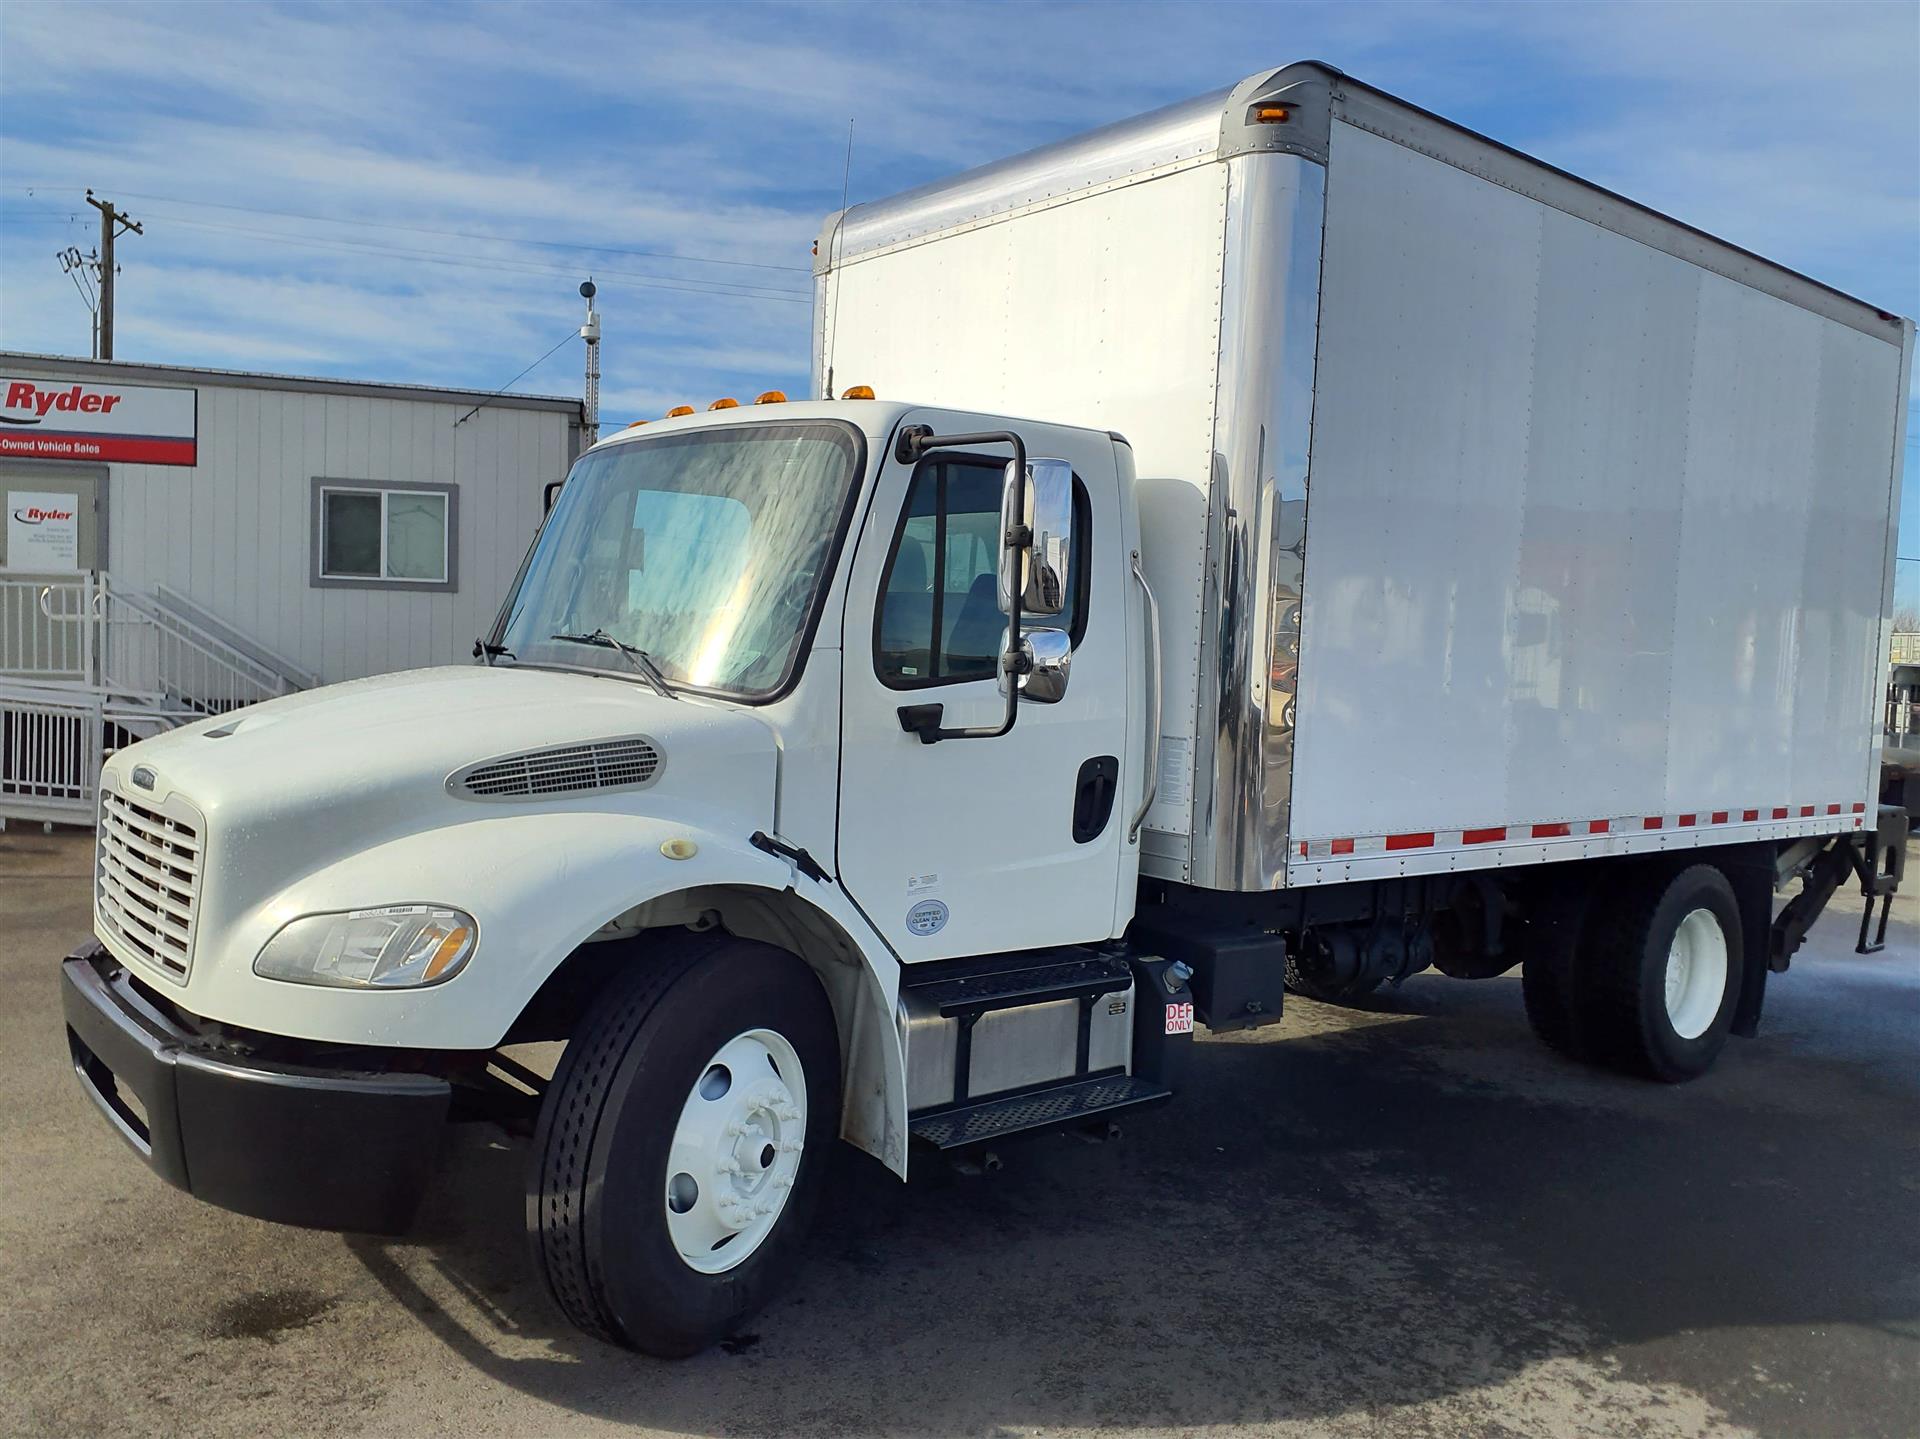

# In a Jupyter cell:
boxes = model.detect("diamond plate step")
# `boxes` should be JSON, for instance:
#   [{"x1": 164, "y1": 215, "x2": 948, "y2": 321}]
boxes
[
  {"x1": 909, "y1": 1073, "x2": 1171, "y2": 1150},
  {"x1": 904, "y1": 951, "x2": 1133, "y2": 1017}
]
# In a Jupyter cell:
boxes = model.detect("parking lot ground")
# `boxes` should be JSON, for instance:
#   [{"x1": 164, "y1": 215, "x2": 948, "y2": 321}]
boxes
[{"x1": 2, "y1": 826, "x2": 1915, "y2": 1439}]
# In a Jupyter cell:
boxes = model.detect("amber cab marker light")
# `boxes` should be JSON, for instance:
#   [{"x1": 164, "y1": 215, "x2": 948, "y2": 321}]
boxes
[
  {"x1": 625, "y1": 420, "x2": 648, "y2": 429},
  {"x1": 709, "y1": 397, "x2": 739, "y2": 410},
  {"x1": 841, "y1": 384, "x2": 876, "y2": 400},
  {"x1": 665, "y1": 405, "x2": 695, "y2": 418},
  {"x1": 1254, "y1": 105, "x2": 1291, "y2": 123},
  {"x1": 755, "y1": 390, "x2": 787, "y2": 405}
]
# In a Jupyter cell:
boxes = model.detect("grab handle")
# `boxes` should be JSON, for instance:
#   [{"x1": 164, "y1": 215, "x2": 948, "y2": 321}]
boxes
[{"x1": 1127, "y1": 550, "x2": 1161, "y2": 843}]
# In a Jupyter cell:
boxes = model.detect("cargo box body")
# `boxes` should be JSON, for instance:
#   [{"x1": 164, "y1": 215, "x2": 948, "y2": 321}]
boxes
[{"x1": 814, "y1": 63, "x2": 1912, "y2": 894}]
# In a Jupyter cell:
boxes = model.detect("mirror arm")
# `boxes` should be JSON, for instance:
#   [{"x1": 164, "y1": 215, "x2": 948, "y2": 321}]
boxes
[{"x1": 887, "y1": 428, "x2": 1030, "y2": 743}]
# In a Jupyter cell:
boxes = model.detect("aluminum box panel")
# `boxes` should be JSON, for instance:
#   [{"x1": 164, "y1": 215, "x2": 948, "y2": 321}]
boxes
[{"x1": 1290, "y1": 122, "x2": 1906, "y2": 846}]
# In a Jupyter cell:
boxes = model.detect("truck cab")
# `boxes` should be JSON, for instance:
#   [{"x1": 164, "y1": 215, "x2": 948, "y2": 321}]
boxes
[{"x1": 62, "y1": 398, "x2": 1176, "y2": 1355}]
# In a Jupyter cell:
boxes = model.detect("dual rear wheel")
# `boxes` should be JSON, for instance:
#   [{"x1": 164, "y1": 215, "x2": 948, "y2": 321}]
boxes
[{"x1": 1523, "y1": 862, "x2": 1743, "y2": 1081}]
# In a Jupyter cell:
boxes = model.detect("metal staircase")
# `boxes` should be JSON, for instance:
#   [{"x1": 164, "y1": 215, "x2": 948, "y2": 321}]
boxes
[{"x1": 1, "y1": 572, "x2": 308, "y2": 825}]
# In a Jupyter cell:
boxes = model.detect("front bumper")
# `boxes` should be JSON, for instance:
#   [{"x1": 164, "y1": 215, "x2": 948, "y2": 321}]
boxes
[{"x1": 61, "y1": 941, "x2": 451, "y2": 1234}]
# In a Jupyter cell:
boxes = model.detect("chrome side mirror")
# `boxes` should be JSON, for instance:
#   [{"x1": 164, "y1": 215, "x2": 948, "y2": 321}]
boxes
[
  {"x1": 997, "y1": 457, "x2": 1074, "y2": 618},
  {"x1": 1002, "y1": 626, "x2": 1070, "y2": 703}
]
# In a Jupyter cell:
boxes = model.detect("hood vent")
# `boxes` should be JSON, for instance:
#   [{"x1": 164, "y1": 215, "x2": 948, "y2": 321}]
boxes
[{"x1": 452, "y1": 736, "x2": 662, "y2": 801}]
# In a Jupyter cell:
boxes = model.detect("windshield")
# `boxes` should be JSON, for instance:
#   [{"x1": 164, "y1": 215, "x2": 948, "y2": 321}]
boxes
[{"x1": 496, "y1": 421, "x2": 862, "y2": 699}]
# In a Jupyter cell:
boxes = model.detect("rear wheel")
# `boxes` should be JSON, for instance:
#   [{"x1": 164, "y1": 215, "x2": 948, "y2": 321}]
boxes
[
  {"x1": 1578, "y1": 864, "x2": 1742, "y2": 1081},
  {"x1": 1520, "y1": 942, "x2": 1583, "y2": 1058},
  {"x1": 527, "y1": 934, "x2": 840, "y2": 1355}
]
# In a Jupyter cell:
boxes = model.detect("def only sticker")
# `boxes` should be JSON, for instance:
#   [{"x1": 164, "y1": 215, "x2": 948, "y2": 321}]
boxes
[
  {"x1": 1165, "y1": 1001, "x2": 1194, "y2": 1035},
  {"x1": 906, "y1": 899, "x2": 949, "y2": 936}
]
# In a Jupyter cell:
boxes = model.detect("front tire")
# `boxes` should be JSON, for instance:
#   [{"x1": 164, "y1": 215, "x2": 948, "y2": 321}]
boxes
[
  {"x1": 527, "y1": 933, "x2": 840, "y2": 1355},
  {"x1": 1579, "y1": 864, "x2": 1742, "y2": 1081}
]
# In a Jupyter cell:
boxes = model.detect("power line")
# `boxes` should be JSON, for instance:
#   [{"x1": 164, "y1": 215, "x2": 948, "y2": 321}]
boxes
[
  {"x1": 17, "y1": 184, "x2": 811, "y2": 274},
  {"x1": 454, "y1": 329, "x2": 581, "y2": 427}
]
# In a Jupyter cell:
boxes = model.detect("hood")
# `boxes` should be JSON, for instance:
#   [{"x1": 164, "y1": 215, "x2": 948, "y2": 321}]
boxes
[{"x1": 104, "y1": 665, "x2": 779, "y2": 902}]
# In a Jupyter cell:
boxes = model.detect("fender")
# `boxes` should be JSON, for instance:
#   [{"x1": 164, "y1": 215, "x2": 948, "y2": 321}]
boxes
[{"x1": 175, "y1": 809, "x2": 913, "y2": 1176}]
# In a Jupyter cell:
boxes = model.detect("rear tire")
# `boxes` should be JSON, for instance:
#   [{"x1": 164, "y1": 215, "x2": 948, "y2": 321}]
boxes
[
  {"x1": 1520, "y1": 943, "x2": 1582, "y2": 1058},
  {"x1": 527, "y1": 933, "x2": 840, "y2": 1355},
  {"x1": 1578, "y1": 864, "x2": 1742, "y2": 1081}
]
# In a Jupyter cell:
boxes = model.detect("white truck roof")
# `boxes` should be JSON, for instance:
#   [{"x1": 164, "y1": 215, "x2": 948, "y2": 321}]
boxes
[{"x1": 817, "y1": 62, "x2": 1904, "y2": 344}]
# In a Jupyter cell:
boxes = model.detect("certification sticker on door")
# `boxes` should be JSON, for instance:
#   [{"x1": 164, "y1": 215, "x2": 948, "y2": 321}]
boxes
[
  {"x1": 6, "y1": 491, "x2": 81, "y2": 571},
  {"x1": 905, "y1": 899, "x2": 949, "y2": 936}
]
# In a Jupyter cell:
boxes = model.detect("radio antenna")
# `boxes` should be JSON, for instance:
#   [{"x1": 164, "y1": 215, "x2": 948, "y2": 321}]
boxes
[{"x1": 824, "y1": 119, "x2": 853, "y2": 401}]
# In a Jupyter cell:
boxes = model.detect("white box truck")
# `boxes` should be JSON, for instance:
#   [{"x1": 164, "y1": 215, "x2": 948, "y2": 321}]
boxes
[{"x1": 60, "y1": 63, "x2": 1910, "y2": 1354}]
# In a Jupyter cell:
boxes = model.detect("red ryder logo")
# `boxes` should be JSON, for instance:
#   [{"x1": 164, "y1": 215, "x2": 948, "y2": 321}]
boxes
[
  {"x1": 11, "y1": 505, "x2": 76, "y2": 524},
  {"x1": 0, "y1": 373, "x2": 197, "y2": 467},
  {"x1": 1, "y1": 382, "x2": 125, "y2": 421}
]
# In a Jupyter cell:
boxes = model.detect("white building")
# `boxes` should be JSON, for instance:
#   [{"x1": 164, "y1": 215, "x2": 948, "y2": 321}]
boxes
[{"x1": 2, "y1": 352, "x2": 584, "y2": 822}]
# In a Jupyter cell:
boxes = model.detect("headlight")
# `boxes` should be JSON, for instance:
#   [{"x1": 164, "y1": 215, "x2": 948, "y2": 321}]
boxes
[{"x1": 253, "y1": 905, "x2": 477, "y2": 989}]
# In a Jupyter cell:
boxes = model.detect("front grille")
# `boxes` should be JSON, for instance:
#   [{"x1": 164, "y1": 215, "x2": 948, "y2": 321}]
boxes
[
  {"x1": 453, "y1": 737, "x2": 662, "y2": 800},
  {"x1": 97, "y1": 786, "x2": 202, "y2": 982}
]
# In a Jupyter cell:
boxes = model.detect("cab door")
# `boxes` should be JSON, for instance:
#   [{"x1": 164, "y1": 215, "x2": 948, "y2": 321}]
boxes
[{"x1": 836, "y1": 413, "x2": 1135, "y2": 962}]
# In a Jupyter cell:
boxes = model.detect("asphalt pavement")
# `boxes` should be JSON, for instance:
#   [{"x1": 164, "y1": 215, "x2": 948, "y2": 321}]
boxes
[{"x1": 2, "y1": 827, "x2": 1915, "y2": 1438}]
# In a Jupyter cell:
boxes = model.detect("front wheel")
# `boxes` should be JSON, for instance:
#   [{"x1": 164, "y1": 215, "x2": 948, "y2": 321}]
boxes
[{"x1": 527, "y1": 933, "x2": 840, "y2": 1355}]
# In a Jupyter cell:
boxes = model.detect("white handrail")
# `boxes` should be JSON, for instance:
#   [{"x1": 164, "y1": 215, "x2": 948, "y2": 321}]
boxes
[{"x1": 2, "y1": 572, "x2": 299, "y2": 714}]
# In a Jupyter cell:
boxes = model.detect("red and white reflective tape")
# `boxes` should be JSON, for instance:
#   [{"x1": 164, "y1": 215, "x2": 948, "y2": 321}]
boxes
[{"x1": 1296, "y1": 801, "x2": 1868, "y2": 861}]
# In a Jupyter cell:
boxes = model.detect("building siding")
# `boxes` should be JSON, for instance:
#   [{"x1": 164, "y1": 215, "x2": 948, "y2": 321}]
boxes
[{"x1": 2, "y1": 360, "x2": 574, "y2": 686}]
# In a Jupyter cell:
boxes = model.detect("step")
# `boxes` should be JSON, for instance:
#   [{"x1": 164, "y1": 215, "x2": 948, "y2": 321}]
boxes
[
  {"x1": 904, "y1": 950, "x2": 1134, "y2": 1018},
  {"x1": 910, "y1": 1073, "x2": 1171, "y2": 1150}
]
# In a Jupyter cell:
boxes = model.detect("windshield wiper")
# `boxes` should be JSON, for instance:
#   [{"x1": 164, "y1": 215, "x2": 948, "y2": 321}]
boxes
[
  {"x1": 472, "y1": 638, "x2": 514, "y2": 666},
  {"x1": 549, "y1": 629, "x2": 678, "y2": 699}
]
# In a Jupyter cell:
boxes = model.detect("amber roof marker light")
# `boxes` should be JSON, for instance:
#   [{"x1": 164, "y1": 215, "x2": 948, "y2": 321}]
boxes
[
  {"x1": 755, "y1": 391, "x2": 787, "y2": 405},
  {"x1": 708, "y1": 397, "x2": 739, "y2": 410},
  {"x1": 665, "y1": 405, "x2": 695, "y2": 418},
  {"x1": 841, "y1": 385, "x2": 876, "y2": 400},
  {"x1": 1254, "y1": 105, "x2": 1291, "y2": 124}
]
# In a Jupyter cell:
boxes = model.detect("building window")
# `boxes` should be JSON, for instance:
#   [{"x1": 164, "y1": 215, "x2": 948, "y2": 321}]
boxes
[{"x1": 311, "y1": 478, "x2": 457, "y2": 591}]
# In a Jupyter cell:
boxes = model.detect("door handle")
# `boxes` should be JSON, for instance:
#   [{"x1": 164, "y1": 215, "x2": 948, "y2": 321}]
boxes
[{"x1": 1073, "y1": 756, "x2": 1120, "y2": 843}]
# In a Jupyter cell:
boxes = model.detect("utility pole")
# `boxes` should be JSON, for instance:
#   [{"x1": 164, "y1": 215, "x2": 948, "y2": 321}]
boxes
[
  {"x1": 85, "y1": 191, "x2": 142, "y2": 360},
  {"x1": 579, "y1": 279, "x2": 600, "y2": 447}
]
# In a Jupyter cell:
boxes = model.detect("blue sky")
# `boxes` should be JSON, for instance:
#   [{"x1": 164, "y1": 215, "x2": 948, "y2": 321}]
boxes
[{"x1": 1, "y1": 0, "x2": 1916, "y2": 605}]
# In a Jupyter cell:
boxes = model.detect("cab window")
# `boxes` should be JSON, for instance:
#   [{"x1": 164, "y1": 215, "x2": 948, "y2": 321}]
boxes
[{"x1": 875, "y1": 457, "x2": 1087, "y2": 689}]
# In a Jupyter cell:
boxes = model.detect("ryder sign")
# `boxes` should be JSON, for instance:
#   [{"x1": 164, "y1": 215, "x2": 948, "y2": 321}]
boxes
[{"x1": 0, "y1": 376, "x2": 197, "y2": 466}]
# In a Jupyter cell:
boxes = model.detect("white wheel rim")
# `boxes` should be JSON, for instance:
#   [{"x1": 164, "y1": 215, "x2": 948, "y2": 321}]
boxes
[
  {"x1": 663, "y1": 1028, "x2": 807, "y2": 1274},
  {"x1": 1664, "y1": 908, "x2": 1729, "y2": 1040}
]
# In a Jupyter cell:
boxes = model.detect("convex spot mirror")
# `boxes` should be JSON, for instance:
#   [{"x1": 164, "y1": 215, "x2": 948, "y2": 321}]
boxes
[
  {"x1": 997, "y1": 457, "x2": 1073, "y2": 619},
  {"x1": 1010, "y1": 627, "x2": 1071, "y2": 703}
]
